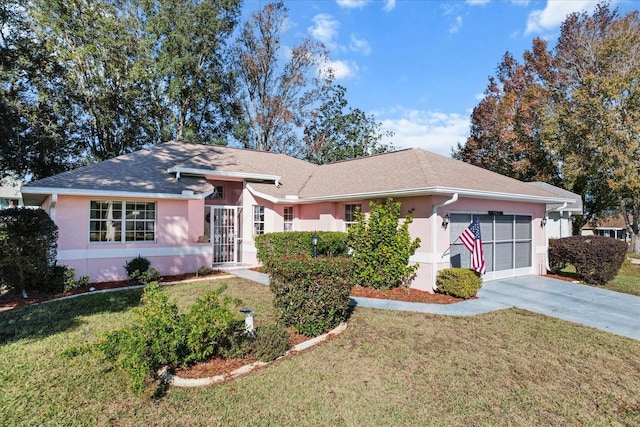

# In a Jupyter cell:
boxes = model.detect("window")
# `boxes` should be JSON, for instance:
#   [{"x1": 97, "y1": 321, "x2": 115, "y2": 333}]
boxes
[
  {"x1": 283, "y1": 206, "x2": 294, "y2": 231},
  {"x1": 344, "y1": 204, "x2": 361, "y2": 229},
  {"x1": 208, "y1": 185, "x2": 224, "y2": 200},
  {"x1": 90, "y1": 201, "x2": 156, "y2": 242},
  {"x1": 253, "y1": 205, "x2": 265, "y2": 236}
]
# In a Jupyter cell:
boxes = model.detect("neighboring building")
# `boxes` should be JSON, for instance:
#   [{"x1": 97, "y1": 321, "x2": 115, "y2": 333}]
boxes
[
  {"x1": 527, "y1": 182, "x2": 583, "y2": 239},
  {"x1": 0, "y1": 177, "x2": 23, "y2": 209},
  {"x1": 582, "y1": 216, "x2": 630, "y2": 242},
  {"x1": 21, "y1": 141, "x2": 574, "y2": 292}
]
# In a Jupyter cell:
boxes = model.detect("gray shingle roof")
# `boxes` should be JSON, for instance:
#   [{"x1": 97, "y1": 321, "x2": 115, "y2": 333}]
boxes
[
  {"x1": 526, "y1": 182, "x2": 583, "y2": 213},
  {"x1": 23, "y1": 142, "x2": 568, "y2": 204}
]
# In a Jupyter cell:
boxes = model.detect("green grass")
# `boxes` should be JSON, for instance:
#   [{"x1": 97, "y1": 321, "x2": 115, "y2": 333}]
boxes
[
  {"x1": 610, "y1": 260, "x2": 640, "y2": 296},
  {"x1": 557, "y1": 259, "x2": 640, "y2": 296},
  {"x1": 1, "y1": 277, "x2": 640, "y2": 426}
]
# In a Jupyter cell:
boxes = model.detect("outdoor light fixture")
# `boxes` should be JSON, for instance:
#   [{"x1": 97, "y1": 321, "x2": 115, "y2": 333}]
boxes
[
  {"x1": 541, "y1": 217, "x2": 547, "y2": 227},
  {"x1": 239, "y1": 308, "x2": 255, "y2": 336},
  {"x1": 312, "y1": 232, "x2": 318, "y2": 258},
  {"x1": 442, "y1": 213, "x2": 450, "y2": 229}
]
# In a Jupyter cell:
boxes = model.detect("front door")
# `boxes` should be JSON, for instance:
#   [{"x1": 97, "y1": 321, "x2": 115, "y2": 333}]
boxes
[{"x1": 210, "y1": 206, "x2": 238, "y2": 263}]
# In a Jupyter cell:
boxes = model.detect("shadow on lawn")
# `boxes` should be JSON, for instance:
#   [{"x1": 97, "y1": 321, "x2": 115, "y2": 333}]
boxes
[{"x1": 0, "y1": 289, "x2": 143, "y2": 345}]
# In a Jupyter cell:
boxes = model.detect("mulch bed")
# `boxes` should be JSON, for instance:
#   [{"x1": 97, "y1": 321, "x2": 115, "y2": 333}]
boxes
[{"x1": 0, "y1": 272, "x2": 227, "y2": 311}]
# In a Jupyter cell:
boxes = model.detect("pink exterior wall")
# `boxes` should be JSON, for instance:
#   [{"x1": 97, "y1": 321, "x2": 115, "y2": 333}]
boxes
[
  {"x1": 54, "y1": 195, "x2": 212, "y2": 282},
  {"x1": 50, "y1": 187, "x2": 548, "y2": 289}
]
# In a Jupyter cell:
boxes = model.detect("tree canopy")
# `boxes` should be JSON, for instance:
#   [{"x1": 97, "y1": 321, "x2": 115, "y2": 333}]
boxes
[
  {"x1": 453, "y1": 3, "x2": 640, "y2": 252},
  {"x1": 2, "y1": 0, "x2": 391, "y2": 180}
]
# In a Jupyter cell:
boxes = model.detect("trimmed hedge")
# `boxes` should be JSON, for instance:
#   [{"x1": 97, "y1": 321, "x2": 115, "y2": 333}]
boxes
[
  {"x1": 267, "y1": 257, "x2": 354, "y2": 337},
  {"x1": 255, "y1": 231, "x2": 349, "y2": 264},
  {"x1": 436, "y1": 268, "x2": 482, "y2": 299},
  {"x1": 548, "y1": 235, "x2": 628, "y2": 285},
  {"x1": 0, "y1": 208, "x2": 58, "y2": 292}
]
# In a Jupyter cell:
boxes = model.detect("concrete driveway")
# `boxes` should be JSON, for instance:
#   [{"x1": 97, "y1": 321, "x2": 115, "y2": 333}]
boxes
[{"x1": 350, "y1": 275, "x2": 640, "y2": 341}]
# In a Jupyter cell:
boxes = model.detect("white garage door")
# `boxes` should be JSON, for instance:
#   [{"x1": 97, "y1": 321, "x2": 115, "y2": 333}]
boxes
[{"x1": 449, "y1": 213, "x2": 533, "y2": 280}]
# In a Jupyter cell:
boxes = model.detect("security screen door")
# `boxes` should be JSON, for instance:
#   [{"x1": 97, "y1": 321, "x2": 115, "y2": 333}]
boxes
[{"x1": 211, "y1": 206, "x2": 238, "y2": 263}]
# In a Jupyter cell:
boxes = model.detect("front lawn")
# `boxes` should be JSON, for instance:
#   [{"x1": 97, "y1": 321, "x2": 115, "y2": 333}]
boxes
[
  {"x1": 1, "y1": 277, "x2": 639, "y2": 426},
  {"x1": 610, "y1": 260, "x2": 640, "y2": 296}
]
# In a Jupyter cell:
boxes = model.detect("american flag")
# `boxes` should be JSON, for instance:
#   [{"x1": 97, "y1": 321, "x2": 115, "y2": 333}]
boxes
[{"x1": 459, "y1": 218, "x2": 486, "y2": 274}]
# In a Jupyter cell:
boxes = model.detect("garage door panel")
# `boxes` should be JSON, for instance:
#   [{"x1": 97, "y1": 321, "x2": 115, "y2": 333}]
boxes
[
  {"x1": 515, "y1": 241, "x2": 532, "y2": 268},
  {"x1": 495, "y1": 242, "x2": 514, "y2": 270}
]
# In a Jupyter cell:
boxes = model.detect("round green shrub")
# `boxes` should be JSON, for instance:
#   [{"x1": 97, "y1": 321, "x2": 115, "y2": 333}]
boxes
[
  {"x1": 124, "y1": 255, "x2": 151, "y2": 279},
  {"x1": 252, "y1": 323, "x2": 290, "y2": 362},
  {"x1": 436, "y1": 268, "x2": 482, "y2": 299}
]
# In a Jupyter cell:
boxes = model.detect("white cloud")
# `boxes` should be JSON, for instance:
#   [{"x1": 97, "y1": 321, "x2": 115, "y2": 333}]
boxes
[
  {"x1": 319, "y1": 59, "x2": 359, "y2": 80},
  {"x1": 350, "y1": 34, "x2": 372, "y2": 55},
  {"x1": 449, "y1": 16, "x2": 463, "y2": 34},
  {"x1": 383, "y1": 0, "x2": 396, "y2": 12},
  {"x1": 308, "y1": 14, "x2": 340, "y2": 51},
  {"x1": 336, "y1": 0, "x2": 369, "y2": 9},
  {"x1": 525, "y1": 0, "x2": 600, "y2": 34},
  {"x1": 378, "y1": 108, "x2": 470, "y2": 157},
  {"x1": 466, "y1": 0, "x2": 490, "y2": 5}
]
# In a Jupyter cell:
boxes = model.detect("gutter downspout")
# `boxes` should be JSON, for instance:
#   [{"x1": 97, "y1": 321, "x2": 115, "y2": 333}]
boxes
[
  {"x1": 543, "y1": 202, "x2": 568, "y2": 273},
  {"x1": 49, "y1": 194, "x2": 58, "y2": 222},
  {"x1": 431, "y1": 193, "x2": 458, "y2": 290}
]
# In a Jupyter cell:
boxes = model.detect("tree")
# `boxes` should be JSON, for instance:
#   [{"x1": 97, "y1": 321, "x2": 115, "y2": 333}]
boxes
[
  {"x1": 231, "y1": 1, "x2": 330, "y2": 156},
  {"x1": 29, "y1": 0, "x2": 152, "y2": 161},
  {"x1": 303, "y1": 84, "x2": 395, "y2": 164},
  {"x1": 454, "y1": 2, "x2": 640, "y2": 252},
  {"x1": 0, "y1": 0, "x2": 80, "y2": 179},
  {"x1": 453, "y1": 49, "x2": 560, "y2": 184},
  {"x1": 136, "y1": 0, "x2": 242, "y2": 145},
  {"x1": 550, "y1": 4, "x2": 640, "y2": 252}
]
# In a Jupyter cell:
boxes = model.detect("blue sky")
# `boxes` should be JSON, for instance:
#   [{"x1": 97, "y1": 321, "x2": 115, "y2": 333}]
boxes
[{"x1": 241, "y1": 0, "x2": 638, "y2": 157}]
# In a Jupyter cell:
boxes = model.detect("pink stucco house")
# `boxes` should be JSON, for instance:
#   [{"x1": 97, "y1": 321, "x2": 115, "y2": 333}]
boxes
[{"x1": 21, "y1": 141, "x2": 574, "y2": 292}]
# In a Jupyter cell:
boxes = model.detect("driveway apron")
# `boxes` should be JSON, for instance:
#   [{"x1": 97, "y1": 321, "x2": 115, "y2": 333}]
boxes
[{"x1": 478, "y1": 276, "x2": 640, "y2": 340}]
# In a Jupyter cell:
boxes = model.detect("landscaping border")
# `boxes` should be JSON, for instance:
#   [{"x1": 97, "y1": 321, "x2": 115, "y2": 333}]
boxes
[{"x1": 159, "y1": 323, "x2": 348, "y2": 388}]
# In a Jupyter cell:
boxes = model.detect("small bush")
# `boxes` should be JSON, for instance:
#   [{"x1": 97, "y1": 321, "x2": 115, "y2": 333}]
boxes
[
  {"x1": 548, "y1": 235, "x2": 628, "y2": 285},
  {"x1": 180, "y1": 285, "x2": 245, "y2": 365},
  {"x1": 268, "y1": 257, "x2": 354, "y2": 337},
  {"x1": 255, "y1": 231, "x2": 349, "y2": 264},
  {"x1": 252, "y1": 323, "x2": 290, "y2": 362},
  {"x1": 124, "y1": 255, "x2": 151, "y2": 279},
  {"x1": 0, "y1": 208, "x2": 58, "y2": 292},
  {"x1": 436, "y1": 268, "x2": 482, "y2": 299},
  {"x1": 196, "y1": 266, "x2": 216, "y2": 276},
  {"x1": 50, "y1": 265, "x2": 91, "y2": 293},
  {"x1": 96, "y1": 283, "x2": 246, "y2": 394}
]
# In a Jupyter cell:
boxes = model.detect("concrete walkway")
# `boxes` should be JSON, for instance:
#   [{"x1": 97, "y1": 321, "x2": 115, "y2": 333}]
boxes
[{"x1": 228, "y1": 270, "x2": 640, "y2": 341}]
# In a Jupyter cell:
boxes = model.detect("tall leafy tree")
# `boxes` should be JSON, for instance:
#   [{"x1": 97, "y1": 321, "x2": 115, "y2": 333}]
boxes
[
  {"x1": 551, "y1": 4, "x2": 640, "y2": 252},
  {"x1": 455, "y1": 2, "x2": 640, "y2": 252},
  {"x1": 29, "y1": 0, "x2": 154, "y2": 161},
  {"x1": 1, "y1": 0, "x2": 80, "y2": 178},
  {"x1": 303, "y1": 84, "x2": 394, "y2": 164},
  {"x1": 137, "y1": 0, "x2": 241, "y2": 144},
  {"x1": 453, "y1": 48, "x2": 560, "y2": 184},
  {"x1": 232, "y1": 1, "x2": 330, "y2": 156}
]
